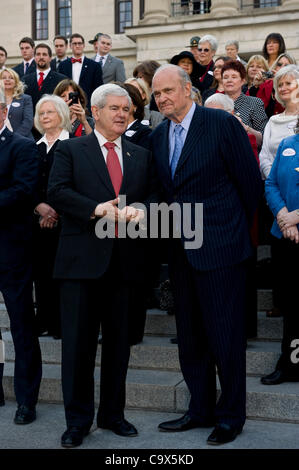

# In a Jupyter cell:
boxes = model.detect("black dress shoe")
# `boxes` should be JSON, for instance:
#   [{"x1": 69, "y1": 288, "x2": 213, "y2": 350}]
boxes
[
  {"x1": 170, "y1": 337, "x2": 178, "y2": 344},
  {"x1": 61, "y1": 426, "x2": 89, "y2": 448},
  {"x1": 261, "y1": 369, "x2": 299, "y2": 385},
  {"x1": 207, "y1": 424, "x2": 242, "y2": 445},
  {"x1": 14, "y1": 405, "x2": 36, "y2": 424},
  {"x1": 0, "y1": 387, "x2": 4, "y2": 406},
  {"x1": 158, "y1": 413, "x2": 214, "y2": 432},
  {"x1": 99, "y1": 419, "x2": 138, "y2": 437}
]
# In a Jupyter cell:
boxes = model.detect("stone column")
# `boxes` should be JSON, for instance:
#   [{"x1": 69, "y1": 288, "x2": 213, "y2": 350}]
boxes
[
  {"x1": 210, "y1": 0, "x2": 239, "y2": 17},
  {"x1": 281, "y1": 0, "x2": 299, "y2": 9},
  {"x1": 140, "y1": 0, "x2": 170, "y2": 24}
]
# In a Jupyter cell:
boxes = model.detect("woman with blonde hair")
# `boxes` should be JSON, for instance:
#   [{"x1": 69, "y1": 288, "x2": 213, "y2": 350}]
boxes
[
  {"x1": 246, "y1": 53, "x2": 296, "y2": 118},
  {"x1": 0, "y1": 67, "x2": 33, "y2": 138}
]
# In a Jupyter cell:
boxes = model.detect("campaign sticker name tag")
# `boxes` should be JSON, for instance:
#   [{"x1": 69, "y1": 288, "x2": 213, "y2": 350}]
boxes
[
  {"x1": 208, "y1": 70, "x2": 214, "y2": 76},
  {"x1": 282, "y1": 148, "x2": 296, "y2": 157},
  {"x1": 125, "y1": 130, "x2": 136, "y2": 137},
  {"x1": 11, "y1": 102, "x2": 20, "y2": 108}
]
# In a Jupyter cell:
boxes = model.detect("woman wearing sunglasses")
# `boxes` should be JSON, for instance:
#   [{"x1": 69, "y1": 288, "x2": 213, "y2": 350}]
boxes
[{"x1": 197, "y1": 35, "x2": 218, "y2": 93}]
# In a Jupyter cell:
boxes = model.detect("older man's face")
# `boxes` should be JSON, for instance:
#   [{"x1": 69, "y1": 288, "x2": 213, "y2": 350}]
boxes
[
  {"x1": 198, "y1": 41, "x2": 215, "y2": 66},
  {"x1": 153, "y1": 68, "x2": 192, "y2": 124},
  {"x1": 92, "y1": 95, "x2": 130, "y2": 141},
  {"x1": 225, "y1": 45, "x2": 238, "y2": 60}
]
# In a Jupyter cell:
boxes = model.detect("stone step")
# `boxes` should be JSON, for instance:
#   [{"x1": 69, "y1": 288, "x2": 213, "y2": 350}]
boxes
[
  {"x1": 0, "y1": 303, "x2": 281, "y2": 342},
  {"x1": 2, "y1": 331, "x2": 280, "y2": 376},
  {"x1": 2, "y1": 363, "x2": 299, "y2": 423}
]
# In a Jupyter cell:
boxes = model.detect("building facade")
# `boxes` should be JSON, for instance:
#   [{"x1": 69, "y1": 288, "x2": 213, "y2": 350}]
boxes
[{"x1": 1, "y1": 0, "x2": 298, "y2": 77}]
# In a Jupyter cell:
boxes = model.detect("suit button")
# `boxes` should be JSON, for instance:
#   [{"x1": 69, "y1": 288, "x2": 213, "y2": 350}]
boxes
[{"x1": 173, "y1": 194, "x2": 177, "y2": 201}]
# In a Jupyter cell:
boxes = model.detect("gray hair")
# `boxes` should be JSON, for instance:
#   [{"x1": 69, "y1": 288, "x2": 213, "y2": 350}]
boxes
[
  {"x1": 91, "y1": 83, "x2": 131, "y2": 109},
  {"x1": 273, "y1": 64, "x2": 299, "y2": 106},
  {"x1": 199, "y1": 35, "x2": 218, "y2": 52},
  {"x1": 204, "y1": 93, "x2": 234, "y2": 112},
  {"x1": 225, "y1": 40, "x2": 239, "y2": 51},
  {"x1": 34, "y1": 94, "x2": 72, "y2": 134},
  {"x1": 153, "y1": 63, "x2": 192, "y2": 89}
]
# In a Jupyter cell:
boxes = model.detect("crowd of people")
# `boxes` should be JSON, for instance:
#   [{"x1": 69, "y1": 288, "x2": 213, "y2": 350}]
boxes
[{"x1": 0, "y1": 29, "x2": 299, "y2": 448}]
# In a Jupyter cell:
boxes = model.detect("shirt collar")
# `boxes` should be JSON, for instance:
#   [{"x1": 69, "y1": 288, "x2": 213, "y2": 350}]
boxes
[
  {"x1": 169, "y1": 101, "x2": 196, "y2": 133},
  {"x1": 94, "y1": 129, "x2": 122, "y2": 149},
  {"x1": 24, "y1": 58, "x2": 34, "y2": 66},
  {"x1": 37, "y1": 129, "x2": 69, "y2": 146},
  {"x1": 72, "y1": 55, "x2": 85, "y2": 61}
]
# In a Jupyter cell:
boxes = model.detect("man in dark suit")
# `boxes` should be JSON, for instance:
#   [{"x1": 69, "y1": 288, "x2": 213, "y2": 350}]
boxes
[
  {"x1": 48, "y1": 83, "x2": 158, "y2": 448},
  {"x1": 93, "y1": 34, "x2": 126, "y2": 84},
  {"x1": 0, "y1": 89, "x2": 42, "y2": 422},
  {"x1": 50, "y1": 35, "x2": 68, "y2": 71},
  {"x1": 22, "y1": 43, "x2": 66, "y2": 111},
  {"x1": 58, "y1": 33, "x2": 103, "y2": 108},
  {"x1": 13, "y1": 37, "x2": 36, "y2": 77},
  {"x1": 151, "y1": 64, "x2": 262, "y2": 445}
]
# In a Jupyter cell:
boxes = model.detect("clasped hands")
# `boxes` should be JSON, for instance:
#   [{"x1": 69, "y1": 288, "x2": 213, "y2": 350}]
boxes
[
  {"x1": 94, "y1": 197, "x2": 144, "y2": 224},
  {"x1": 35, "y1": 202, "x2": 59, "y2": 229},
  {"x1": 277, "y1": 207, "x2": 299, "y2": 243}
]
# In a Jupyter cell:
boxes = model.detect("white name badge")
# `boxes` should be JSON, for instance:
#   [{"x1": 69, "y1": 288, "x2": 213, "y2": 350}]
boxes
[
  {"x1": 282, "y1": 148, "x2": 296, "y2": 157},
  {"x1": 208, "y1": 70, "x2": 214, "y2": 76},
  {"x1": 125, "y1": 130, "x2": 136, "y2": 137},
  {"x1": 11, "y1": 102, "x2": 20, "y2": 108}
]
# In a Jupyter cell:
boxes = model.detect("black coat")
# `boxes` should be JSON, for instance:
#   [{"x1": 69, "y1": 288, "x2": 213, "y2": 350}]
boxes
[
  {"x1": 47, "y1": 132, "x2": 159, "y2": 280},
  {"x1": 58, "y1": 57, "x2": 103, "y2": 106},
  {"x1": 22, "y1": 70, "x2": 67, "y2": 110}
]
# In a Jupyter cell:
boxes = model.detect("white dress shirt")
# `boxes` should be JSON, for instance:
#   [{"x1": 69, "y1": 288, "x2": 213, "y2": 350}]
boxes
[
  {"x1": 72, "y1": 55, "x2": 84, "y2": 84},
  {"x1": 95, "y1": 53, "x2": 108, "y2": 66},
  {"x1": 37, "y1": 129, "x2": 69, "y2": 153},
  {"x1": 94, "y1": 129, "x2": 123, "y2": 172},
  {"x1": 24, "y1": 58, "x2": 35, "y2": 74},
  {"x1": 36, "y1": 67, "x2": 51, "y2": 82}
]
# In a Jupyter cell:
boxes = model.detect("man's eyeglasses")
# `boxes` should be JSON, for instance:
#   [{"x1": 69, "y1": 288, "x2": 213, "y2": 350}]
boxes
[{"x1": 198, "y1": 48, "x2": 210, "y2": 53}]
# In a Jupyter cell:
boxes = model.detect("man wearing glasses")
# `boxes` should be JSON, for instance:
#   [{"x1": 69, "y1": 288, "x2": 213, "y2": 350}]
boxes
[
  {"x1": 58, "y1": 33, "x2": 103, "y2": 109},
  {"x1": 197, "y1": 35, "x2": 218, "y2": 93}
]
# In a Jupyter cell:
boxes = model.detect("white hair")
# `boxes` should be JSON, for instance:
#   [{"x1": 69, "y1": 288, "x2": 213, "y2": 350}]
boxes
[
  {"x1": 34, "y1": 94, "x2": 72, "y2": 134},
  {"x1": 199, "y1": 35, "x2": 218, "y2": 52},
  {"x1": 273, "y1": 64, "x2": 299, "y2": 106},
  {"x1": 204, "y1": 93, "x2": 234, "y2": 112},
  {"x1": 225, "y1": 40, "x2": 239, "y2": 51},
  {"x1": 91, "y1": 83, "x2": 131, "y2": 109}
]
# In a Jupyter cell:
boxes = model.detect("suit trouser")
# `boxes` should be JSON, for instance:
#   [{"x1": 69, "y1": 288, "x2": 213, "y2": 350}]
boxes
[
  {"x1": 33, "y1": 225, "x2": 61, "y2": 335},
  {"x1": 169, "y1": 241, "x2": 247, "y2": 428},
  {"x1": 271, "y1": 237, "x2": 299, "y2": 377},
  {"x1": 0, "y1": 260, "x2": 42, "y2": 407},
  {"x1": 60, "y1": 247, "x2": 131, "y2": 429}
]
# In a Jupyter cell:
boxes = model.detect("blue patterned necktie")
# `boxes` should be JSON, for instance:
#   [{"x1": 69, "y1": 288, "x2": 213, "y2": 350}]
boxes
[
  {"x1": 170, "y1": 124, "x2": 184, "y2": 179},
  {"x1": 99, "y1": 56, "x2": 104, "y2": 68}
]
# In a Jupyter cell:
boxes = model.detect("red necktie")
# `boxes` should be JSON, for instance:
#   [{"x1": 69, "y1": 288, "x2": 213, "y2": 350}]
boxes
[
  {"x1": 104, "y1": 142, "x2": 123, "y2": 196},
  {"x1": 71, "y1": 57, "x2": 82, "y2": 63},
  {"x1": 37, "y1": 72, "x2": 44, "y2": 91}
]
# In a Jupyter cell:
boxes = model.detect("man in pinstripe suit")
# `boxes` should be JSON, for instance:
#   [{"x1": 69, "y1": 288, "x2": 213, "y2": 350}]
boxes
[{"x1": 151, "y1": 64, "x2": 262, "y2": 445}]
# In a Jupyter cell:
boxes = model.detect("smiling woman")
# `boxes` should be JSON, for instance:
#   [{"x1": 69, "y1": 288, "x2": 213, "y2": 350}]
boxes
[{"x1": 0, "y1": 67, "x2": 34, "y2": 138}]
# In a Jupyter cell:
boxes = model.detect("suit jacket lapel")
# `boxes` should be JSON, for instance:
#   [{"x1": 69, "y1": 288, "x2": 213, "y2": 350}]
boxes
[
  {"x1": 79, "y1": 57, "x2": 89, "y2": 84},
  {"x1": 175, "y1": 105, "x2": 204, "y2": 174},
  {"x1": 119, "y1": 137, "x2": 137, "y2": 195},
  {"x1": 157, "y1": 120, "x2": 172, "y2": 186},
  {"x1": 83, "y1": 132, "x2": 115, "y2": 196}
]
